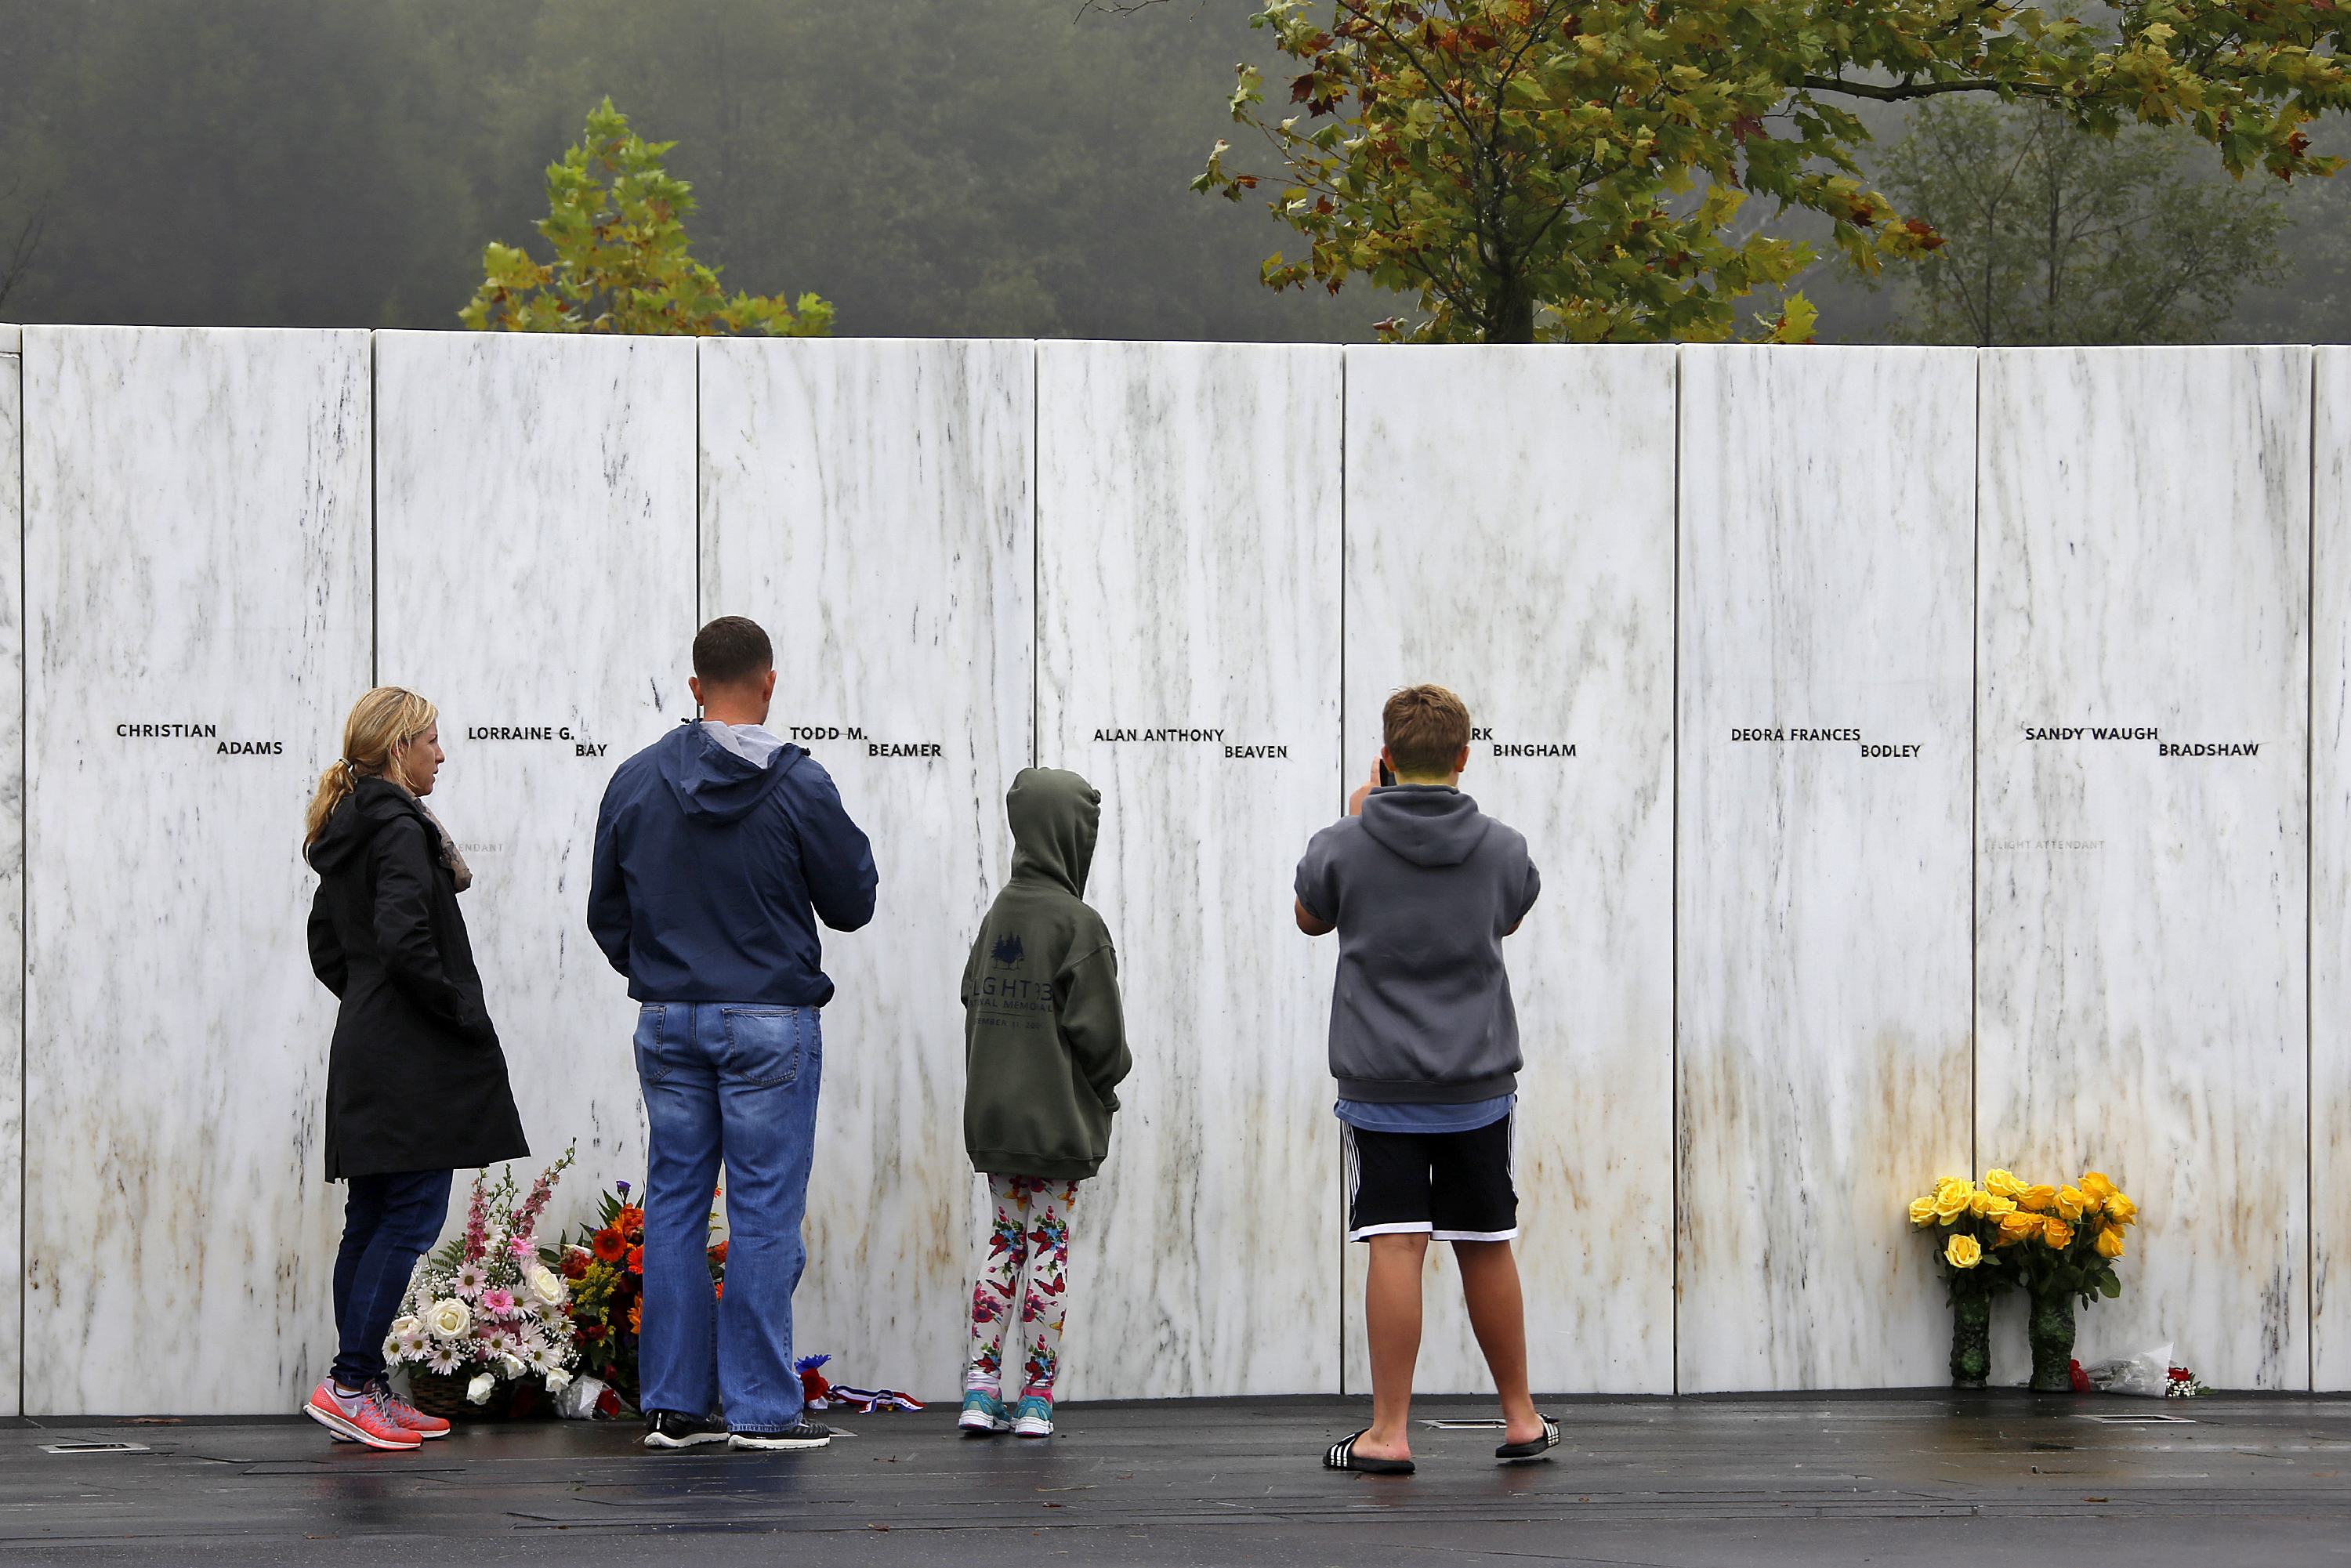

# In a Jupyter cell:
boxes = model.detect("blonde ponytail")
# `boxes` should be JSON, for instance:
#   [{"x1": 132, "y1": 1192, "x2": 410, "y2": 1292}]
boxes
[{"x1": 303, "y1": 686, "x2": 440, "y2": 846}]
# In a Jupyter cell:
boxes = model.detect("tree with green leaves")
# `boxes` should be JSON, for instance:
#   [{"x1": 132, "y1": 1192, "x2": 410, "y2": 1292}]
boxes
[
  {"x1": 1873, "y1": 99, "x2": 2291, "y2": 345},
  {"x1": 463, "y1": 97, "x2": 831, "y2": 336},
  {"x1": 1181, "y1": 0, "x2": 2350, "y2": 343}
]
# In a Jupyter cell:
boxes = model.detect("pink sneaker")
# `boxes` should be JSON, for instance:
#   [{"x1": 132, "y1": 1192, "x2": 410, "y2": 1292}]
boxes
[
  {"x1": 368, "y1": 1382, "x2": 451, "y2": 1439},
  {"x1": 302, "y1": 1380, "x2": 421, "y2": 1450}
]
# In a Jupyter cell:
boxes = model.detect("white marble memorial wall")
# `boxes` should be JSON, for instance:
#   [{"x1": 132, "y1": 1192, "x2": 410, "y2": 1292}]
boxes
[
  {"x1": 1675, "y1": 347, "x2": 1977, "y2": 1390},
  {"x1": 1035, "y1": 340, "x2": 1342, "y2": 1400},
  {"x1": 1976, "y1": 346, "x2": 2309, "y2": 1389},
  {"x1": 700, "y1": 337, "x2": 1033, "y2": 1400},
  {"x1": 23, "y1": 327, "x2": 371, "y2": 1412},
  {"x1": 374, "y1": 332, "x2": 697, "y2": 1244},
  {"x1": 1339, "y1": 345, "x2": 1676, "y2": 1396},
  {"x1": 5, "y1": 329, "x2": 2342, "y2": 1409},
  {"x1": 2313, "y1": 346, "x2": 2351, "y2": 1389},
  {"x1": 0, "y1": 344, "x2": 20, "y2": 1415}
]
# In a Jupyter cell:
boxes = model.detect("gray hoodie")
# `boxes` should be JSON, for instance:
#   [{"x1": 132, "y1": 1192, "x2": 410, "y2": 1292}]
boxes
[{"x1": 1294, "y1": 786, "x2": 1541, "y2": 1103}]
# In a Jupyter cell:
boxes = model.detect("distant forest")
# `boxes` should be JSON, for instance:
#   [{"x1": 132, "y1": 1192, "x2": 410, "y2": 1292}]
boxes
[{"x1": 1, "y1": 0, "x2": 2344, "y2": 344}]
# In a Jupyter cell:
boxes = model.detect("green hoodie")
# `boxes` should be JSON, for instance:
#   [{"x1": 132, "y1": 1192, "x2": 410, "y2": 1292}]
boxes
[{"x1": 960, "y1": 768, "x2": 1130, "y2": 1180}]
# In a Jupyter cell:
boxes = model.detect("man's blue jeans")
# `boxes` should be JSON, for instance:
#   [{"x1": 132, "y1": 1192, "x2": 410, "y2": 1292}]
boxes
[
  {"x1": 331, "y1": 1168, "x2": 454, "y2": 1390},
  {"x1": 633, "y1": 1001, "x2": 822, "y2": 1432}
]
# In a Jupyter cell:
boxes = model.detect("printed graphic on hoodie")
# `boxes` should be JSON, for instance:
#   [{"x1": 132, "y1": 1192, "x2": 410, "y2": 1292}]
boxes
[{"x1": 974, "y1": 933, "x2": 1054, "y2": 1030}]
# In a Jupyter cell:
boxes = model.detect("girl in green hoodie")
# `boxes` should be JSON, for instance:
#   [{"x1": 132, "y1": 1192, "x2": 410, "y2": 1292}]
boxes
[{"x1": 955, "y1": 769, "x2": 1131, "y2": 1439}]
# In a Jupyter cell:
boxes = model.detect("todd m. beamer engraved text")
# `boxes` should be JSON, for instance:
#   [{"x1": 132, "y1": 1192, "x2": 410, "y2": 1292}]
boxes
[{"x1": 780, "y1": 723, "x2": 944, "y2": 759}]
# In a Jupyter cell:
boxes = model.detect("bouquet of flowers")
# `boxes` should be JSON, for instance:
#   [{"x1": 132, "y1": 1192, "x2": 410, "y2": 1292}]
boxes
[
  {"x1": 1976, "y1": 1168, "x2": 2137, "y2": 1304},
  {"x1": 1908, "y1": 1168, "x2": 2140, "y2": 1391},
  {"x1": 545, "y1": 1180, "x2": 726, "y2": 1412},
  {"x1": 1908, "y1": 1168, "x2": 2138, "y2": 1298},
  {"x1": 386, "y1": 1146, "x2": 580, "y2": 1414}
]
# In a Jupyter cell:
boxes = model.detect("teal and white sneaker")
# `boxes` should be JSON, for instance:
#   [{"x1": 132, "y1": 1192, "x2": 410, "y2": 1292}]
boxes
[
  {"x1": 1012, "y1": 1391, "x2": 1054, "y2": 1439},
  {"x1": 958, "y1": 1388, "x2": 1011, "y2": 1436}
]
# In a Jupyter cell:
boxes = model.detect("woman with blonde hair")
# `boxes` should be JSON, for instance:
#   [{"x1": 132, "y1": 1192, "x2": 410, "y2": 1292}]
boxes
[{"x1": 299, "y1": 686, "x2": 528, "y2": 1450}]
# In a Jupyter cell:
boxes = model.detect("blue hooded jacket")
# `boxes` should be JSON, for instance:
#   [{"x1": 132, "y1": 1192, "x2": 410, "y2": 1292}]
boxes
[{"x1": 589, "y1": 722, "x2": 878, "y2": 1005}]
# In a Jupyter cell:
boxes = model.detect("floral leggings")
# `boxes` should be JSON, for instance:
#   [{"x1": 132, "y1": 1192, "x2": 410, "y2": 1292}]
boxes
[{"x1": 966, "y1": 1175, "x2": 1081, "y2": 1397}]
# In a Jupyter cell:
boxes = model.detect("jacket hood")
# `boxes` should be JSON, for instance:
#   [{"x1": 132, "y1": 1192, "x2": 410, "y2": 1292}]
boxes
[
  {"x1": 1006, "y1": 767, "x2": 1099, "y2": 896},
  {"x1": 305, "y1": 776, "x2": 423, "y2": 875},
  {"x1": 1360, "y1": 785, "x2": 1491, "y2": 867},
  {"x1": 661, "y1": 722, "x2": 800, "y2": 824}
]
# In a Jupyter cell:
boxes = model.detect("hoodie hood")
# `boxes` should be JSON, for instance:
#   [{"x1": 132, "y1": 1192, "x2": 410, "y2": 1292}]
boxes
[
  {"x1": 661, "y1": 721, "x2": 801, "y2": 825},
  {"x1": 306, "y1": 776, "x2": 425, "y2": 875},
  {"x1": 1359, "y1": 785, "x2": 1492, "y2": 868},
  {"x1": 1006, "y1": 767, "x2": 1100, "y2": 896}
]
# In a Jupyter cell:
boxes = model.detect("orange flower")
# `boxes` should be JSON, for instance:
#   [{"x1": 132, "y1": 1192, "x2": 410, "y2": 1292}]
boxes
[
  {"x1": 628, "y1": 1299, "x2": 641, "y2": 1333},
  {"x1": 708, "y1": 1240, "x2": 730, "y2": 1265},
  {"x1": 627, "y1": 1244, "x2": 644, "y2": 1276},
  {"x1": 592, "y1": 1228, "x2": 625, "y2": 1262},
  {"x1": 714, "y1": 1281, "x2": 725, "y2": 1302},
  {"x1": 1994, "y1": 1210, "x2": 2044, "y2": 1248}
]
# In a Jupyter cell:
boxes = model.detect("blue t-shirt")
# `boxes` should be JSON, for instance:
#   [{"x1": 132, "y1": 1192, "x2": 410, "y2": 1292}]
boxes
[{"x1": 1335, "y1": 1093, "x2": 1516, "y2": 1135}]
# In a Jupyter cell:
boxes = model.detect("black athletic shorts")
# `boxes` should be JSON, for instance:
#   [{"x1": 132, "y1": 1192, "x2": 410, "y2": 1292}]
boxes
[{"x1": 1343, "y1": 1113, "x2": 1518, "y2": 1242}]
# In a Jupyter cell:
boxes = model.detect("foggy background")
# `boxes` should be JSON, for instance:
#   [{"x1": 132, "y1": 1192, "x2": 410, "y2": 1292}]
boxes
[{"x1": 1, "y1": 0, "x2": 2342, "y2": 343}]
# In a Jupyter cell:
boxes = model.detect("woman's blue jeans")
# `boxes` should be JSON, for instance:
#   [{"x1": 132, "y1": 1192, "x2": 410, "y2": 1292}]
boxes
[
  {"x1": 633, "y1": 1001, "x2": 822, "y2": 1432},
  {"x1": 331, "y1": 1168, "x2": 454, "y2": 1390}
]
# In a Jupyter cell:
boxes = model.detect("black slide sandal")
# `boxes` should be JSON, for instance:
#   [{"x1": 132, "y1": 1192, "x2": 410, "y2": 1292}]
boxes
[
  {"x1": 1494, "y1": 1414, "x2": 1560, "y2": 1463},
  {"x1": 1325, "y1": 1429, "x2": 1416, "y2": 1475}
]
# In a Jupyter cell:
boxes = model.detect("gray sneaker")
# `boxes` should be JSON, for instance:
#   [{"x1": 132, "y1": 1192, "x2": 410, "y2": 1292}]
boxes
[{"x1": 729, "y1": 1418, "x2": 841, "y2": 1450}]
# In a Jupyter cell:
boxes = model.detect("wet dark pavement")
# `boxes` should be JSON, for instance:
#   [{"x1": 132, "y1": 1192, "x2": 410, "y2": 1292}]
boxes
[{"x1": 8, "y1": 1390, "x2": 2351, "y2": 1565}]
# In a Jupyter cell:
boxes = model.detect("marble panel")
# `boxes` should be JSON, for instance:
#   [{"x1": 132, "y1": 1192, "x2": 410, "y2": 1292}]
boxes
[
  {"x1": 373, "y1": 332, "x2": 697, "y2": 1251},
  {"x1": 1977, "y1": 346, "x2": 2309, "y2": 1390},
  {"x1": 1338, "y1": 345, "x2": 1675, "y2": 1396},
  {"x1": 2314, "y1": 347, "x2": 2351, "y2": 1389},
  {"x1": 22, "y1": 327, "x2": 371, "y2": 1413},
  {"x1": 0, "y1": 351, "x2": 19, "y2": 1416},
  {"x1": 1675, "y1": 346, "x2": 1976, "y2": 1392},
  {"x1": 1034, "y1": 340, "x2": 1342, "y2": 1400},
  {"x1": 699, "y1": 338, "x2": 1032, "y2": 1400}
]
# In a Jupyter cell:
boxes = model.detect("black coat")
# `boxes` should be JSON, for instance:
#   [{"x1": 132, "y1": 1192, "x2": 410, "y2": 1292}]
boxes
[{"x1": 306, "y1": 777, "x2": 529, "y2": 1180}]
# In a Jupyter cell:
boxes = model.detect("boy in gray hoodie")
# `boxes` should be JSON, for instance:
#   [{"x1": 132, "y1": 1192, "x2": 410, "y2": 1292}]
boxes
[
  {"x1": 956, "y1": 768, "x2": 1130, "y2": 1440},
  {"x1": 1294, "y1": 685, "x2": 1552, "y2": 1474}
]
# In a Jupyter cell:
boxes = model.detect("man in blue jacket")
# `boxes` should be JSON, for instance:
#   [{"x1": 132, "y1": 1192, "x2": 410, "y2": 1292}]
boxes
[{"x1": 589, "y1": 616, "x2": 877, "y2": 1452}]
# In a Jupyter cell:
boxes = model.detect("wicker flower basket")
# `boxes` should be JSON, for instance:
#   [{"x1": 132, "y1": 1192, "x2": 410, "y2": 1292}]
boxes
[{"x1": 404, "y1": 1368, "x2": 505, "y2": 1422}]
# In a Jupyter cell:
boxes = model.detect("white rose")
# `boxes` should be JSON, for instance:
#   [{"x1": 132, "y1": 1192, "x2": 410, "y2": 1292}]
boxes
[
  {"x1": 500, "y1": 1354, "x2": 526, "y2": 1379},
  {"x1": 527, "y1": 1267, "x2": 566, "y2": 1305},
  {"x1": 465, "y1": 1372, "x2": 494, "y2": 1404},
  {"x1": 426, "y1": 1298, "x2": 473, "y2": 1339},
  {"x1": 544, "y1": 1369, "x2": 573, "y2": 1394},
  {"x1": 389, "y1": 1316, "x2": 421, "y2": 1339}
]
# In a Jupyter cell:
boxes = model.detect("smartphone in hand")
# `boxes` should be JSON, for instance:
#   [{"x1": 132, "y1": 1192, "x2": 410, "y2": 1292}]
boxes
[{"x1": 1378, "y1": 759, "x2": 1395, "y2": 787}]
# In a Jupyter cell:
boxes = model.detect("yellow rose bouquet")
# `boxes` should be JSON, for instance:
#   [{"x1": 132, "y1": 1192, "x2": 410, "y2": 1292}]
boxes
[
  {"x1": 1989, "y1": 1168, "x2": 2138, "y2": 1391},
  {"x1": 1906, "y1": 1175, "x2": 2024, "y2": 1389}
]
